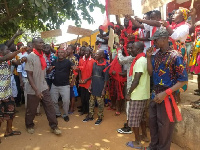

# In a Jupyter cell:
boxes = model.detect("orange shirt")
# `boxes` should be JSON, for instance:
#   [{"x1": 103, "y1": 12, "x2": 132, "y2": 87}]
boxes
[{"x1": 79, "y1": 57, "x2": 95, "y2": 89}]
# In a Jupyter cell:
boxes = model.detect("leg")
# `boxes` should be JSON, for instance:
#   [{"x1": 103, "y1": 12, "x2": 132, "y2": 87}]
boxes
[
  {"x1": 85, "y1": 88, "x2": 90, "y2": 113},
  {"x1": 89, "y1": 95, "x2": 96, "y2": 118},
  {"x1": 50, "y1": 84, "x2": 61, "y2": 116},
  {"x1": 96, "y1": 96, "x2": 104, "y2": 119},
  {"x1": 25, "y1": 94, "x2": 40, "y2": 128},
  {"x1": 14, "y1": 75, "x2": 21, "y2": 106},
  {"x1": 148, "y1": 101, "x2": 159, "y2": 150},
  {"x1": 80, "y1": 87, "x2": 85, "y2": 112},
  {"x1": 41, "y1": 90, "x2": 58, "y2": 129},
  {"x1": 157, "y1": 101, "x2": 175, "y2": 150},
  {"x1": 69, "y1": 87, "x2": 75, "y2": 113},
  {"x1": 198, "y1": 74, "x2": 200, "y2": 90},
  {"x1": 59, "y1": 85, "x2": 70, "y2": 117}
]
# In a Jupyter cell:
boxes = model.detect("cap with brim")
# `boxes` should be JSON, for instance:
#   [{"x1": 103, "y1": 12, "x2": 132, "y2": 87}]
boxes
[{"x1": 149, "y1": 28, "x2": 169, "y2": 41}]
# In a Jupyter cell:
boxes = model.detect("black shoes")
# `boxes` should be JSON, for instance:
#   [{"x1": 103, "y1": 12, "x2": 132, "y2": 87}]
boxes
[
  {"x1": 95, "y1": 119, "x2": 102, "y2": 125},
  {"x1": 64, "y1": 116, "x2": 69, "y2": 122}
]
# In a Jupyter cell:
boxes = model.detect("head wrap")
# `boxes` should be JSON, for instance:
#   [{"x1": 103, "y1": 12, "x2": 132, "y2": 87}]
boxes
[
  {"x1": 108, "y1": 22, "x2": 114, "y2": 27},
  {"x1": 115, "y1": 25, "x2": 120, "y2": 29},
  {"x1": 179, "y1": 7, "x2": 190, "y2": 20},
  {"x1": 17, "y1": 42, "x2": 23, "y2": 46},
  {"x1": 99, "y1": 25, "x2": 104, "y2": 30}
]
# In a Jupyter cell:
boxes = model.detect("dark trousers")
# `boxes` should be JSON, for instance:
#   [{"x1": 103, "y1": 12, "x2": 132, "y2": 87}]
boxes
[
  {"x1": 149, "y1": 101, "x2": 175, "y2": 150},
  {"x1": 80, "y1": 87, "x2": 90, "y2": 113},
  {"x1": 14, "y1": 75, "x2": 22, "y2": 104},
  {"x1": 25, "y1": 89, "x2": 58, "y2": 129}
]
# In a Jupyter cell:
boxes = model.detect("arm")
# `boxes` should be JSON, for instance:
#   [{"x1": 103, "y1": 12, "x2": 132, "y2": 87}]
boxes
[
  {"x1": 189, "y1": 8, "x2": 196, "y2": 34},
  {"x1": 5, "y1": 29, "x2": 23, "y2": 48},
  {"x1": 135, "y1": 16, "x2": 161, "y2": 27},
  {"x1": 0, "y1": 50, "x2": 20, "y2": 64},
  {"x1": 127, "y1": 72, "x2": 143, "y2": 99},
  {"x1": 18, "y1": 72, "x2": 24, "y2": 89},
  {"x1": 101, "y1": 81, "x2": 108, "y2": 97},
  {"x1": 130, "y1": 18, "x2": 145, "y2": 29},
  {"x1": 146, "y1": 47, "x2": 154, "y2": 76},
  {"x1": 118, "y1": 49, "x2": 134, "y2": 65},
  {"x1": 27, "y1": 71, "x2": 43, "y2": 99}
]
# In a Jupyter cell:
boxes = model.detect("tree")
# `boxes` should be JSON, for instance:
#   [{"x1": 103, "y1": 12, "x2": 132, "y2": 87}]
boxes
[{"x1": 0, "y1": 0, "x2": 104, "y2": 42}]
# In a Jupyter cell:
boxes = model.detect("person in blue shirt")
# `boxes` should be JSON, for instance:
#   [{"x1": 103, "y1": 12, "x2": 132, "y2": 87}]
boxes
[{"x1": 144, "y1": 29, "x2": 188, "y2": 150}]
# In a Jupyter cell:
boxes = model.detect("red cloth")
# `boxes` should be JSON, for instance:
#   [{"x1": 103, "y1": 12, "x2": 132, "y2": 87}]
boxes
[
  {"x1": 121, "y1": 20, "x2": 133, "y2": 56},
  {"x1": 95, "y1": 59, "x2": 107, "y2": 66},
  {"x1": 115, "y1": 25, "x2": 120, "y2": 29},
  {"x1": 45, "y1": 53, "x2": 51, "y2": 63},
  {"x1": 195, "y1": 26, "x2": 200, "y2": 41},
  {"x1": 108, "y1": 56, "x2": 127, "y2": 100},
  {"x1": 33, "y1": 48, "x2": 47, "y2": 70},
  {"x1": 129, "y1": 53, "x2": 146, "y2": 76},
  {"x1": 79, "y1": 57, "x2": 95, "y2": 89},
  {"x1": 164, "y1": 88, "x2": 182, "y2": 122}
]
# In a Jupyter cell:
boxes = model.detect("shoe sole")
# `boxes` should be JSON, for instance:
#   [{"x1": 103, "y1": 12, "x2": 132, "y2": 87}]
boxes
[{"x1": 117, "y1": 129, "x2": 133, "y2": 134}]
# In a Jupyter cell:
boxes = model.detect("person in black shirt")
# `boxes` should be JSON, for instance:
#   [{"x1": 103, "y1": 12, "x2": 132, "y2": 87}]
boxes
[
  {"x1": 49, "y1": 49, "x2": 75, "y2": 122},
  {"x1": 83, "y1": 50, "x2": 109, "y2": 125}
]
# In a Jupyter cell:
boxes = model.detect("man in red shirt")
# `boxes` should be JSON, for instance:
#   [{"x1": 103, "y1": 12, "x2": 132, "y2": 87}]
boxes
[{"x1": 79, "y1": 47, "x2": 95, "y2": 115}]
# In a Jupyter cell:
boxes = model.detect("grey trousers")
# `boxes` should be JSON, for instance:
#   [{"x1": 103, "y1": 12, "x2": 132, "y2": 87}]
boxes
[{"x1": 50, "y1": 84, "x2": 70, "y2": 117}]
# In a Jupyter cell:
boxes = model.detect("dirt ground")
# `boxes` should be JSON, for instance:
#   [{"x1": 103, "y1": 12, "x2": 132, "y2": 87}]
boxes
[{"x1": 0, "y1": 77, "x2": 198, "y2": 150}]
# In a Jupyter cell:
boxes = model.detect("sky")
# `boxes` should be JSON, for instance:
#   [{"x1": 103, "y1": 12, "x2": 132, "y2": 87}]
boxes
[{"x1": 55, "y1": 0, "x2": 142, "y2": 44}]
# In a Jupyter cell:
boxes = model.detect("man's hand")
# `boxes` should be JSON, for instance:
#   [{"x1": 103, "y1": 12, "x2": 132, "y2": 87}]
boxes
[
  {"x1": 189, "y1": 8, "x2": 196, "y2": 17},
  {"x1": 88, "y1": 85, "x2": 92, "y2": 93},
  {"x1": 112, "y1": 71, "x2": 116, "y2": 75},
  {"x1": 79, "y1": 79, "x2": 87, "y2": 84},
  {"x1": 135, "y1": 16, "x2": 143, "y2": 23},
  {"x1": 16, "y1": 29, "x2": 24, "y2": 36},
  {"x1": 47, "y1": 66, "x2": 55, "y2": 74},
  {"x1": 36, "y1": 91, "x2": 43, "y2": 100},
  {"x1": 20, "y1": 81, "x2": 24, "y2": 90},
  {"x1": 101, "y1": 89, "x2": 105, "y2": 98},
  {"x1": 21, "y1": 57, "x2": 27, "y2": 63},
  {"x1": 127, "y1": 34, "x2": 135, "y2": 40},
  {"x1": 146, "y1": 46, "x2": 154, "y2": 58},
  {"x1": 125, "y1": 94, "x2": 131, "y2": 101},
  {"x1": 154, "y1": 91, "x2": 167, "y2": 104},
  {"x1": 159, "y1": 20, "x2": 168, "y2": 27}
]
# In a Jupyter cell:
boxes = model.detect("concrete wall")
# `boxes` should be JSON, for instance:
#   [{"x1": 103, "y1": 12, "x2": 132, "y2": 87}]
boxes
[{"x1": 172, "y1": 106, "x2": 200, "y2": 150}]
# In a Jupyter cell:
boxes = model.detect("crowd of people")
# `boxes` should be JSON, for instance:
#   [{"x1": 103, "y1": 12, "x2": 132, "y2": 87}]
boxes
[{"x1": 0, "y1": 6, "x2": 199, "y2": 150}]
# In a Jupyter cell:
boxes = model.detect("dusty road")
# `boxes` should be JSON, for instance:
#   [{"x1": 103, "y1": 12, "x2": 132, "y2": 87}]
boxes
[{"x1": 1, "y1": 78, "x2": 198, "y2": 150}]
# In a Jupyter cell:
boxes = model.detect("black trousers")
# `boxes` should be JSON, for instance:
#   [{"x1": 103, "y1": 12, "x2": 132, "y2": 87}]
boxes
[
  {"x1": 80, "y1": 87, "x2": 90, "y2": 113},
  {"x1": 149, "y1": 101, "x2": 175, "y2": 150},
  {"x1": 14, "y1": 75, "x2": 22, "y2": 104}
]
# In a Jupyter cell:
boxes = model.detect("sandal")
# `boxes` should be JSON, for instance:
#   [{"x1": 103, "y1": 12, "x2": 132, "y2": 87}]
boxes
[
  {"x1": 4, "y1": 131, "x2": 21, "y2": 137},
  {"x1": 194, "y1": 91, "x2": 200, "y2": 96},
  {"x1": 126, "y1": 141, "x2": 142, "y2": 149},
  {"x1": 115, "y1": 112, "x2": 121, "y2": 116}
]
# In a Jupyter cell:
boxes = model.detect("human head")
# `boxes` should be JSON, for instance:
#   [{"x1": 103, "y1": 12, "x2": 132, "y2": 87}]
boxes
[
  {"x1": 43, "y1": 44, "x2": 51, "y2": 55},
  {"x1": 79, "y1": 46, "x2": 85, "y2": 57},
  {"x1": 130, "y1": 42, "x2": 144, "y2": 57},
  {"x1": 95, "y1": 50, "x2": 104, "y2": 61},
  {"x1": 108, "y1": 22, "x2": 114, "y2": 31},
  {"x1": 124, "y1": 17, "x2": 130, "y2": 28},
  {"x1": 57, "y1": 49, "x2": 66, "y2": 60},
  {"x1": 150, "y1": 10, "x2": 161, "y2": 21},
  {"x1": 127, "y1": 42, "x2": 134, "y2": 55},
  {"x1": 99, "y1": 25, "x2": 104, "y2": 35},
  {"x1": 32, "y1": 37, "x2": 45, "y2": 51},
  {"x1": 143, "y1": 11, "x2": 151, "y2": 20},
  {"x1": 84, "y1": 47, "x2": 91, "y2": 58},
  {"x1": 120, "y1": 39, "x2": 125, "y2": 46},
  {"x1": 114, "y1": 25, "x2": 121, "y2": 34},
  {"x1": 0, "y1": 44, "x2": 10, "y2": 56},
  {"x1": 149, "y1": 28, "x2": 169, "y2": 49},
  {"x1": 172, "y1": 8, "x2": 189, "y2": 23},
  {"x1": 26, "y1": 42, "x2": 33, "y2": 54},
  {"x1": 9, "y1": 43, "x2": 17, "y2": 52},
  {"x1": 67, "y1": 45, "x2": 76, "y2": 56},
  {"x1": 17, "y1": 42, "x2": 24, "y2": 50}
]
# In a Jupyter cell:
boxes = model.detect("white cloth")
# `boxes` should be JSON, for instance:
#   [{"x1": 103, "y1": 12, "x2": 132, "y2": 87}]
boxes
[
  {"x1": 144, "y1": 24, "x2": 160, "y2": 55},
  {"x1": 138, "y1": 28, "x2": 150, "y2": 53},
  {"x1": 17, "y1": 52, "x2": 28, "y2": 78},
  {"x1": 171, "y1": 25, "x2": 190, "y2": 43}
]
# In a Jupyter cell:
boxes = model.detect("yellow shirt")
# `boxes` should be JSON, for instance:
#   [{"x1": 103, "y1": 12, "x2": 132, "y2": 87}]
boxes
[{"x1": 130, "y1": 57, "x2": 150, "y2": 100}]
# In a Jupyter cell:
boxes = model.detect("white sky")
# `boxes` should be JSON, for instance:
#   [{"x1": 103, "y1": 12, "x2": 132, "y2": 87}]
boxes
[{"x1": 56, "y1": 0, "x2": 142, "y2": 44}]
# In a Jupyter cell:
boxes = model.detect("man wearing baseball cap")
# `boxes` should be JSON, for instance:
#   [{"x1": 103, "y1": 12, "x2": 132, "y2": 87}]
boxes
[{"x1": 144, "y1": 28, "x2": 188, "y2": 150}]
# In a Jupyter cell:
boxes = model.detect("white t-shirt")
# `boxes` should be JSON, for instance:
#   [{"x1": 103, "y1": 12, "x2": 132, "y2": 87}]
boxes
[
  {"x1": 138, "y1": 28, "x2": 150, "y2": 53},
  {"x1": 144, "y1": 24, "x2": 160, "y2": 55},
  {"x1": 171, "y1": 24, "x2": 190, "y2": 43}
]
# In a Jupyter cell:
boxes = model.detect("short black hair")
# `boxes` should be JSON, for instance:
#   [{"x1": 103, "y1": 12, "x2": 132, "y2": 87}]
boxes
[
  {"x1": 144, "y1": 11, "x2": 152, "y2": 17},
  {"x1": 68, "y1": 44, "x2": 76, "y2": 51},
  {"x1": 32, "y1": 37, "x2": 42, "y2": 43},
  {"x1": 0, "y1": 44, "x2": 7, "y2": 52},
  {"x1": 152, "y1": 10, "x2": 161, "y2": 19},
  {"x1": 134, "y1": 42, "x2": 144, "y2": 51},
  {"x1": 128, "y1": 41, "x2": 134, "y2": 45}
]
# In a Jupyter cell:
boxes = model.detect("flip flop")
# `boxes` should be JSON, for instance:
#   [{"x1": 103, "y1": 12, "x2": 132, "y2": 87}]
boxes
[
  {"x1": 4, "y1": 131, "x2": 21, "y2": 137},
  {"x1": 126, "y1": 141, "x2": 142, "y2": 149}
]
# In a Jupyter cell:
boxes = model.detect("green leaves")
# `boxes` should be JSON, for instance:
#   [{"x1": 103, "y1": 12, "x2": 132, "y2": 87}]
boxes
[{"x1": 0, "y1": 0, "x2": 104, "y2": 42}]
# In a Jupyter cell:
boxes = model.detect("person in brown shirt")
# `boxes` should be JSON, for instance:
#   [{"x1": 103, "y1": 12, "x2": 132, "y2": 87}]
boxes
[{"x1": 25, "y1": 37, "x2": 61, "y2": 135}]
